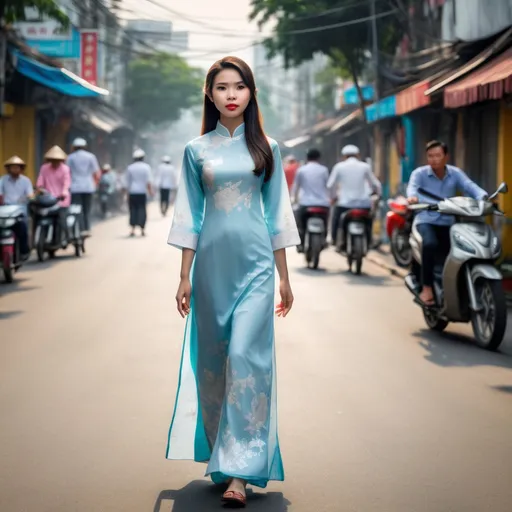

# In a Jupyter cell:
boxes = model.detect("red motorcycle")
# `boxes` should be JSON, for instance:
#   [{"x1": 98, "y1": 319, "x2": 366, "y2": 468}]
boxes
[{"x1": 386, "y1": 196, "x2": 413, "y2": 268}]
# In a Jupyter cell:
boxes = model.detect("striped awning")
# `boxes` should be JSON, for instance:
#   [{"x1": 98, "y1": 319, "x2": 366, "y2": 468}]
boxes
[{"x1": 444, "y1": 47, "x2": 512, "y2": 108}]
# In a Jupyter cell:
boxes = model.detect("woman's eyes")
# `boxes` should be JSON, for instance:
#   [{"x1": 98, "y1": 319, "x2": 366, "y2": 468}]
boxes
[{"x1": 215, "y1": 85, "x2": 246, "y2": 91}]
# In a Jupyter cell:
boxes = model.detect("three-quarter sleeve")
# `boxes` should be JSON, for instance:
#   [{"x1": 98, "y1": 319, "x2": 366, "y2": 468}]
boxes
[
  {"x1": 261, "y1": 140, "x2": 301, "y2": 251},
  {"x1": 167, "y1": 143, "x2": 205, "y2": 250}
]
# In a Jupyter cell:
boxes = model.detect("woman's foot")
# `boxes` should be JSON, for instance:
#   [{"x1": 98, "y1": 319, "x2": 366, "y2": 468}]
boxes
[
  {"x1": 420, "y1": 286, "x2": 435, "y2": 305},
  {"x1": 222, "y1": 478, "x2": 247, "y2": 508}
]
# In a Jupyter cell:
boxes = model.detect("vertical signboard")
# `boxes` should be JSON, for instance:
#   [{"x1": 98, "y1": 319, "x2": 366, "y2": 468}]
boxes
[{"x1": 80, "y1": 30, "x2": 99, "y2": 86}]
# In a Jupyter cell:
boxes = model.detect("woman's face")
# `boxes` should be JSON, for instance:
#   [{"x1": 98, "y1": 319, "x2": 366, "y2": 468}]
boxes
[{"x1": 210, "y1": 68, "x2": 251, "y2": 120}]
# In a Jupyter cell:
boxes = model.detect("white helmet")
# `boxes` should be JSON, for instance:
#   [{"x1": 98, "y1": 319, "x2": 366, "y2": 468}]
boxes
[
  {"x1": 162, "y1": 155, "x2": 171, "y2": 163},
  {"x1": 72, "y1": 137, "x2": 87, "y2": 148},
  {"x1": 133, "y1": 148, "x2": 145, "y2": 159},
  {"x1": 341, "y1": 144, "x2": 360, "y2": 156},
  {"x1": 102, "y1": 163, "x2": 112, "y2": 171}
]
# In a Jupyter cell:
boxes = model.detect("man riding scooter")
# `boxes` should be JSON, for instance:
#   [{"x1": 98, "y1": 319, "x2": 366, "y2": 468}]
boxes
[
  {"x1": 407, "y1": 140, "x2": 487, "y2": 305},
  {"x1": 0, "y1": 156, "x2": 34, "y2": 260},
  {"x1": 327, "y1": 145, "x2": 382, "y2": 250},
  {"x1": 292, "y1": 148, "x2": 330, "y2": 253}
]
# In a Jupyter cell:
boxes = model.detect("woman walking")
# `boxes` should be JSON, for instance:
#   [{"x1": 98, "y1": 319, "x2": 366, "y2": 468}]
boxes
[
  {"x1": 166, "y1": 56, "x2": 300, "y2": 507},
  {"x1": 125, "y1": 149, "x2": 153, "y2": 237}
]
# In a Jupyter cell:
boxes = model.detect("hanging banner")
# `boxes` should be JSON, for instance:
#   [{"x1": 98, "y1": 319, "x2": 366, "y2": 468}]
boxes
[{"x1": 80, "y1": 30, "x2": 99, "y2": 86}]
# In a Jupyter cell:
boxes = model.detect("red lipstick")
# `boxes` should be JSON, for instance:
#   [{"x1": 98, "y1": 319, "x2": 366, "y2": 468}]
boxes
[{"x1": 226, "y1": 104, "x2": 239, "y2": 111}]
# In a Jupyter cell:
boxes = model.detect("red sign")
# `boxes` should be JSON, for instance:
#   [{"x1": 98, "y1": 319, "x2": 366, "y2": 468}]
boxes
[{"x1": 80, "y1": 30, "x2": 99, "y2": 86}]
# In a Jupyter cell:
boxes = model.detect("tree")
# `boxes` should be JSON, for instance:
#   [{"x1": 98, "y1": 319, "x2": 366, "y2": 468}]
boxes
[
  {"x1": 249, "y1": 0, "x2": 405, "y2": 123},
  {"x1": 314, "y1": 62, "x2": 350, "y2": 117},
  {"x1": 1, "y1": 1, "x2": 69, "y2": 26},
  {"x1": 124, "y1": 53, "x2": 203, "y2": 131}
]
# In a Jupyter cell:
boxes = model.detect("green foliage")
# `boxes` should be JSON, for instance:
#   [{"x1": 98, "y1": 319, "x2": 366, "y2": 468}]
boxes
[
  {"x1": 314, "y1": 62, "x2": 344, "y2": 116},
  {"x1": 1, "y1": 0, "x2": 70, "y2": 27},
  {"x1": 250, "y1": 0, "x2": 403, "y2": 81},
  {"x1": 124, "y1": 53, "x2": 203, "y2": 130}
]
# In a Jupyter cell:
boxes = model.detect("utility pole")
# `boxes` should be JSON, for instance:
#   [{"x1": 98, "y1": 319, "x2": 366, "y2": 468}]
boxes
[
  {"x1": 0, "y1": 25, "x2": 6, "y2": 118},
  {"x1": 370, "y1": 0, "x2": 380, "y2": 101}
]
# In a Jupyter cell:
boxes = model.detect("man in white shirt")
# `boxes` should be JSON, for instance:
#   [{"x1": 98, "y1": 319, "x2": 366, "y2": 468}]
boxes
[
  {"x1": 125, "y1": 149, "x2": 153, "y2": 237},
  {"x1": 66, "y1": 137, "x2": 100, "y2": 236},
  {"x1": 156, "y1": 155, "x2": 178, "y2": 216},
  {"x1": 292, "y1": 148, "x2": 330, "y2": 251},
  {"x1": 327, "y1": 144, "x2": 382, "y2": 246},
  {"x1": 0, "y1": 156, "x2": 34, "y2": 258}
]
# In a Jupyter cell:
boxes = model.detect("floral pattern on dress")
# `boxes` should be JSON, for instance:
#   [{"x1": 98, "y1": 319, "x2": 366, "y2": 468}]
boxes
[{"x1": 219, "y1": 426, "x2": 267, "y2": 472}]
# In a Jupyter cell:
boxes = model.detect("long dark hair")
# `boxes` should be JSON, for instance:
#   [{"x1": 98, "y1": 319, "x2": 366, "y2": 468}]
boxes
[{"x1": 201, "y1": 56, "x2": 274, "y2": 182}]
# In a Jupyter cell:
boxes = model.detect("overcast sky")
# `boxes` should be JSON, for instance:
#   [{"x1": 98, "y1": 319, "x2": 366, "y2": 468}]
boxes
[{"x1": 120, "y1": 0, "x2": 273, "y2": 70}]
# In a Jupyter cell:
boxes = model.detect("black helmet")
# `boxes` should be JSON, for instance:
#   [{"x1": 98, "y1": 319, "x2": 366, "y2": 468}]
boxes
[{"x1": 307, "y1": 148, "x2": 321, "y2": 161}]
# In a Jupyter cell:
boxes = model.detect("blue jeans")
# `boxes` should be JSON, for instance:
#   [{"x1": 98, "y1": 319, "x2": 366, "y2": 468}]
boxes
[{"x1": 417, "y1": 223, "x2": 451, "y2": 287}]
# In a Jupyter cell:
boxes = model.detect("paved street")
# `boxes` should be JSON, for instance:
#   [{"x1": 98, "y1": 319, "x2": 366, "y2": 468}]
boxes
[{"x1": 1, "y1": 204, "x2": 512, "y2": 512}]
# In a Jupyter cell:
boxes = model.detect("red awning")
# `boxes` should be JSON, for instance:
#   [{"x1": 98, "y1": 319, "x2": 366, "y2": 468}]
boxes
[
  {"x1": 444, "y1": 47, "x2": 512, "y2": 108},
  {"x1": 396, "y1": 79, "x2": 431, "y2": 115}
]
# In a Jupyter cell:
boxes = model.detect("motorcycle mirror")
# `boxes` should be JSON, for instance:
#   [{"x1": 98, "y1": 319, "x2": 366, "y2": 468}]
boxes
[{"x1": 489, "y1": 182, "x2": 508, "y2": 200}]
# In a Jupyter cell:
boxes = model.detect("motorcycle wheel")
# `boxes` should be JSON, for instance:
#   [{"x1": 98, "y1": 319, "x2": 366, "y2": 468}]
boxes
[
  {"x1": 423, "y1": 307, "x2": 449, "y2": 332},
  {"x1": 353, "y1": 236, "x2": 363, "y2": 275},
  {"x1": 391, "y1": 228, "x2": 412, "y2": 268},
  {"x1": 471, "y1": 279, "x2": 507, "y2": 351},
  {"x1": 310, "y1": 233, "x2": 323, "y2": 270},
  {"x1": 36, "y1": 227, "x2": 46, "y2": 262},
  {"x1": 2, "y1": 250, "x2": 13, "y2": 283},
  {"x1": 74, "y1": 223, "x2": 82, "y2": 258},
  {"x1": 100, "y1": 200, "x2": 107, "y2": 219}
]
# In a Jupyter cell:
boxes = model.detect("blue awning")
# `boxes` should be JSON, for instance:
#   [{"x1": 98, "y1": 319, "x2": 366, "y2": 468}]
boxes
[
  {"x1": 11, "y1": 49, "x2": 108, "y2": 98},
  {"x1": 365, "y1": 96, "x2": 396, "y2": 123}
]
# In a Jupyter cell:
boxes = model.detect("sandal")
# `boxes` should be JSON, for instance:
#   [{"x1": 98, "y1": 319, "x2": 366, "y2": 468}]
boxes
[{"x1": 222, "y1": 490, "x2": 247, "y2": 508}]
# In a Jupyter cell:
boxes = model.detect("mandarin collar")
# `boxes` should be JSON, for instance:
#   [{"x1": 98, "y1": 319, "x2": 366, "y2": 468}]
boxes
[{"x1": 215, "y1": 121, "x2": 245, "y2": 139}]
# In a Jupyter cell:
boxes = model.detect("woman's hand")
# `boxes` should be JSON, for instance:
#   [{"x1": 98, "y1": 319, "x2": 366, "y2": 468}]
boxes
[
  {"x1": 176, "y1": 278, "x2": 192, "y2": 318},
  {"x1": 276, "y1": 279, "x2": 294, "y2": 317}
]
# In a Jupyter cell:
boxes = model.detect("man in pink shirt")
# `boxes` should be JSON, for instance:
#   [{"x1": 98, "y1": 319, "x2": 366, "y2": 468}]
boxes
[{"x1": 36, "y1": 146, "x2": 71, "y2": 245}]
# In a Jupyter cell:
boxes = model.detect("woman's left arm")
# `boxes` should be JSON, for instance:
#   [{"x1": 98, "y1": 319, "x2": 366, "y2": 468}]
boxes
[{"x1": 262, "y1": 140, "x2": 301, "y2": 316}]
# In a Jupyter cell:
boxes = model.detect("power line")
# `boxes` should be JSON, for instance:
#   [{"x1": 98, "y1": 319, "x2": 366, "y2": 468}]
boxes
[{"x1": 283, "y1": 9, "x2": 398, "y2": 36}]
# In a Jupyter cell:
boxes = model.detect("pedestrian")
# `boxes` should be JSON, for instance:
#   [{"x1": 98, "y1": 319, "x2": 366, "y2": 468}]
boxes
[
  {"x1": 0, "y1": 156, "x2": 34, "y2": 259},
  {"x1": 284, "y1": 154, "x2": 299, "y2": 193},
  {"x1": 66, "y1": 137, "x2": 101, "y2": 237},
  {"x1": 125, "y1": 149, "x2": 153, "y2": 237},
  {"x1": 36, "y1": 146, "x2": 72, "y2": 246},
  {"x1": 156, "y1": 155, "x2": 178, "y2": 216},
  {"x1": 166, "y1": 56, "x2": 299, "y2": 508}
]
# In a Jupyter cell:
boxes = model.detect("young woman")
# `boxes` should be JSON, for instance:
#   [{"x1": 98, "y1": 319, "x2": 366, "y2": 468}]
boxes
[{"x1": 166, "y1": 56, "x2": 300, "y2": 508}]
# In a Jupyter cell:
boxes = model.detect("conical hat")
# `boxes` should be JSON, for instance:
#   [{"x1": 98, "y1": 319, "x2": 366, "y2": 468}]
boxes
[
  {"x1": 44, "y1": 146, "x2": 67, "y2": 160},
  {"x1": 4, "y1": 155, "x2": 25, "y2": 167}
]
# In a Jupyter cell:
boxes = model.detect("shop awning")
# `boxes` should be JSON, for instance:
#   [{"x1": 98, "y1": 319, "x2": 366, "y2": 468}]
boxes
[
  {"x1": 11, "y1": 49, "x2": 108, "y2": 98},
  {"x1": 396, "y1": 79, "x2": 431, "y2": 115},
  {"x1": 79, "y1": 103, "x2": 131, "y2": 133},
  {"x1": 365, "y1": 95, "x2": 396, "y2": 123},
  {"x1": 283, "y1": 134, "x2": 310, "y2": 148},
  {"x1": 329, "y1": 110, "x2": 361, "y2": 133},
  {"x1": 444, "y1": 47, "x2": 512, "y2": 108},
  {"x1": 425, "y1": 26, "x2": 512, "y2": 97}
]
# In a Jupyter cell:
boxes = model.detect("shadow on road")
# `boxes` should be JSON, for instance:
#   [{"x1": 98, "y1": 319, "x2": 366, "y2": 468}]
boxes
[
  {"x1": 154, "y1": 481, "x2": 290, "y2": 512},
  {"x1": 0, "y1": 310, "x2": 23, "y2": 320},
  {"x1": 295, "y1": 266, "x2": 397, "y2": 286},
  {"x1": 492, "y1": 385, "x2": 512, "y2": 394},
  {"x1": 414, "y1": 329, "x2": 512, "y2": 369},
  {"x1": 0, "y1": 276, "x2": 40, "y2": 299},
  {"x1": 24, "y1": 253, "x2": 83, "y2": 272}
]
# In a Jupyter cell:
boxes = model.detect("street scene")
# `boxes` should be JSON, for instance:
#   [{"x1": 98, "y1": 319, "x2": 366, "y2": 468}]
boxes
[
  {"x1": 2, "y1": 0, "x2": 512, "y2": 510},
  {"x1": 1, "y1": 206, "x2": 512, "y2": 512}
]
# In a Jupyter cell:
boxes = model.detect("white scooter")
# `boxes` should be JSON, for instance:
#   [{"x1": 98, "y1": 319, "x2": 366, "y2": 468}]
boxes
[{"x1": 405, "y1": 183, "x2": 508, "y2": 351}]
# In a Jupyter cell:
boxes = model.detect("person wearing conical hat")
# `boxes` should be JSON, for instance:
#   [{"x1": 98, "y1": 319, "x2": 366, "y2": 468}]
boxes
[
  {"x1": 37, "y1": 146, "x2": 72, "y2": 247},
  {"x1": 0, "y1": 156, "x2": 34, "y2": 258}
]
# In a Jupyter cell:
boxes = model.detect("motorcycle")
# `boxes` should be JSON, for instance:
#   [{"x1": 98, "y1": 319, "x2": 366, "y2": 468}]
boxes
[
  {"x1": 386, "y1": 195, "x2": 413, "y2": 267},
  {"x1": 303, "y1": 206, "x2": 329, "y2": 269},
  {"x1": 405, "y1": 182, "x2": 508, "y2": 351},
  {"x1": 335, "y1": 198, "x2": 375, "y2": 275},
  {"x1": 98, "y1": 180, "x2": 111, "y2": 219},
  {"x1": 30, "y1": 193, "x2": 85, "y2": 262},
  {"x1": 0, "y1": 205, "x2": 26, "y2": 283}
]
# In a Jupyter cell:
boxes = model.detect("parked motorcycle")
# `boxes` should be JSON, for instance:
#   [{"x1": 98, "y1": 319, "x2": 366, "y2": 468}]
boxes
[
  {"x1": 386, "y1": 195, "x2": 413, "y2": 267},
  {"x1": 303, "y1": 206, "x2": 329, "y2": 269},
  {"x1": 0, "y1": 205, "x2": 26, "y2": 283},
  {"x1": 405, "y1": 182, "x2": 508, "y2": 351},
  {"x1": 98, "y1": 180, "x2": 111, "y2": 219},
  {"x1": 30, "y1": 194, "x2": 85, "y2": 261}
]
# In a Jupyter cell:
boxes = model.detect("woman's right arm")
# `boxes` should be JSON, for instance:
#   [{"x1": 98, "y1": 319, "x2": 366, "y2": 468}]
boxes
[{"x1": 167, "y1": 142, "x2": 205, "y2": 316}]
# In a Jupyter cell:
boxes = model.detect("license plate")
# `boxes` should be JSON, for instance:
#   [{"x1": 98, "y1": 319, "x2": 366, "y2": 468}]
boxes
[{"x1": 0, "y1": 238, "x2": 15, "y2": 244}]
